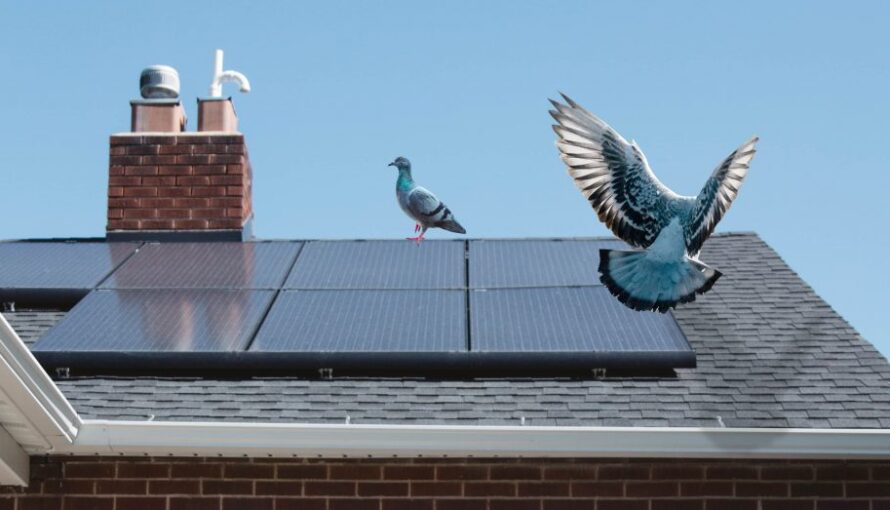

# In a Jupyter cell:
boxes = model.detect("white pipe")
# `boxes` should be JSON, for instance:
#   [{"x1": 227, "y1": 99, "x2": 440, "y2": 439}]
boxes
[
  {"x1": 66, "y1": 420, "x2": 890, "y2": 460},
  {"x1": 209, "y1": 49, "x2": 251, "y2": 98}
]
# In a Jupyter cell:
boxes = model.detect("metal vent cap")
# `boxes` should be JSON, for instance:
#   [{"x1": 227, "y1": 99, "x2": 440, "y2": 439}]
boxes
[{"x1": 140, "y1": 65, "x2": 180, "y2": 99}]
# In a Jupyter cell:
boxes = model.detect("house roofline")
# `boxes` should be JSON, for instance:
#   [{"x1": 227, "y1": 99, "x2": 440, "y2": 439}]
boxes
[{"x1": 66, "y1": 419, "x2": 890, "y2": 460}]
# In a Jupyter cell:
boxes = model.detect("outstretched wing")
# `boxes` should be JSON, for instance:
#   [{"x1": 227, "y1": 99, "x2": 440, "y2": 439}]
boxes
[
  {"x1": 550, "y1": 94, "x2": 682, "y2": 248},
  {"x1": 684, "y1": 137, "x2": 758, "y2": 255}
]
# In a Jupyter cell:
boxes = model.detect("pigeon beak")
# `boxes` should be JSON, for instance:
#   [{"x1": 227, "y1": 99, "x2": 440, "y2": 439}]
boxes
[{"x1": 388, "y1": 162, "x2": 396, "y2": 167}]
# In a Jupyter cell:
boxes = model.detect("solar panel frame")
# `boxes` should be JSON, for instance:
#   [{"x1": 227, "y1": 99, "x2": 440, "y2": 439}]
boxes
[
  {"x1": 284, "y1": 240, "x2": 465, "y2": 290},
  {"x1": 31, "y1": 288, "x2": 276, "y2": 354},
  {"x1": 468, "y1": 239, "x2": 628, "y2": 289},
  {"x1": 251, "y1": 289, "x2": 467, "y2": 353},
  {"x1": 469, "y1": 286, "x2": 693, "y2": 357}
]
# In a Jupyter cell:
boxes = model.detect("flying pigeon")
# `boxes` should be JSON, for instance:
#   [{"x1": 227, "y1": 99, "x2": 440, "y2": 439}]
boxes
[
  {"x1": 388, "y1": 157, "x2": 466, "y2": 242},
  {"x1": 549, "y1": 94, "x2": 758, "y2": 312}
]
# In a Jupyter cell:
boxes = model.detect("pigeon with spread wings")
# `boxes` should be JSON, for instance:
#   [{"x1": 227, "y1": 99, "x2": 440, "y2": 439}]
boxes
[{"x1": 550, "y1": 94, "x2": 758, "y2": 312}]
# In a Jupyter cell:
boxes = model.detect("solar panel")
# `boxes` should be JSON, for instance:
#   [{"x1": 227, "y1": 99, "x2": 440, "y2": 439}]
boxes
[
  {"x1": 32, "y1": 289, "x2": 275, "y2": 352},
  {"x1": 251, "y1": 290, "x2": 466, "y2": 352},
  {"x1": 468, "y1": 239, "x2": 627, "y2": 289},
  {"x1": 102, "y1": 242, "x2": 301, "y2": 289},
  {"x1": 0, "y1": 242, "x2": 137, "y2": 288},
  {"x1": 470, "y1": 286, "x2": 692, "y2": 354},
  {"x1": 284, "y1": 240, "x2": 465, "y2": 289}
]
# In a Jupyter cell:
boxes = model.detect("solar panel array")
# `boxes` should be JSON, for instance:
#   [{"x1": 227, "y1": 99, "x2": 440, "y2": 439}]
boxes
[{"x1": 19, "y1": 239, "x2": 694, "y2": 374}]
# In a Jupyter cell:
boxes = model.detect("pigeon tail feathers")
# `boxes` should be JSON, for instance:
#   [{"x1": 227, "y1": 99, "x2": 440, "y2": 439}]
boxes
[
  {"x1": 598, "y1": 249, "x2": 721, "y2": 313},
  {"x1": 438, "y1": 218, "x2": 466, "y2": 234}
]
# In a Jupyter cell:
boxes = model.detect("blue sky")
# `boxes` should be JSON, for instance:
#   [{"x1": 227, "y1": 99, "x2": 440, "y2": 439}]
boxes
[{"x1": 1, "y1": 1, "x2": 888, "y2": 356}]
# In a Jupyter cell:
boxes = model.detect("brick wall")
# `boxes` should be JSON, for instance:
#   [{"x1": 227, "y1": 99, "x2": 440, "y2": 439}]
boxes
[
  {"x1": 107, "y1": 134, "x2": 253, "y2": 232},
  {"x1": 3, "y1": 457, "x2": 890, "y2": 510}
]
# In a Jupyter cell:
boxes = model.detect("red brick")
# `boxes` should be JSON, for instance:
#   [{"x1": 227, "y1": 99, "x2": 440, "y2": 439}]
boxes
[
  {"x1": 277, "y1": 464, "x2": 328, "y2": 479},
  {"x1": 517, "y1": 481, "x2": 569, "y2": 497},
  {"x1": 846, "y1": 481, "x2": 890, "y2": 497},
  {"x1": 109, "y1": 165, "x2": 125, "y2": 175},
  {"x1": 227, "y1": 164, "x2": 246, "y2": 175},
  {"x1": 597, "y1": 500, "x2": 648, "y2": 510},
  {"x1": 125, "y1": 165, "x2": 158, "y2": 176},
  {"x1": 177, "y1": 154, "x2": 213, "y2": 165},
  {"x1": 680, "y1": 481, "x2": 733, "y2": 497},
  {"x1": 255, "y1": 481, "x2": 302, "y2": 496},
  {"x1": 381, "y1": 500, "x2": 433, "y2": 510},
  {"x1": 111, "y1": 135, "x2": 143, "y2": 146},
  {"x1": 276, "y1": 499, "x2": 327, "y2": 510},
  {"x1": 108, "y1": 198, "x2": 141, "y2": 208},
  {"x1": 123, "y1": 187, "x2": 158, "y2": 197},
  {"x1": 735, "y1": 481, "x2": 788, "y2": 497},
  {"x1": 209, "y1": 135, "x2": 243, "y2": 144},
  {"x1": 171, "y1": 463, "x2": 223, "y2": 478},
  {"x1": 598, "y1": 465, "x2": 650, "y2": 480},
  {"x1": 762, "y1": 500, "x2": 815, "y2": 510},
  {"x1": 761, "y1": 465, "x2": 813, "y2": 480},
  {"x1": 543, "y1": 501, "x2": 594, "y2": 510},
  {"x1": 159, "y1": 165, "x2": 193, "y2": 176},
  {"x1": 704, "y1": 500, "x2": 757, "y2": 510},
  {"x1": 436, "y1": 466, "x2": 487, "y2": 480},
  {"x1": 109, "y1": 176, "x2": 142, "y2": 186},
  {"x1": 304, "y1": 481, "x2": 355, "y2": 496},
  {"x1": 816, "y1": 501, "x2": 868, "y2": 510},
  {"x1": 489, "y1": 500, "x2": 540, "y2": 510},
  {"x1": 464, "y1": 481, "x2": 515, "y2": 497},
  {"x1": 651, "y1": 501, "x2": 705, "y2": 510},
  {"x1": 110, "y1": 146, "x2": 127, "y2": 156},
  {"x1": 435, "y1": 500, "x2": 486, "y2": 510},
  {"x1": 95, "y1": 479, "x2": 147, "y2": 494},
  {"x1": 108, "y1": 219, "x2": 140, "y2": 229},
  {"x1": 65, "y1": 462, "x2": 115, "y2": 478},
  {"x1": 117, "y1": 462, "x2": 171, "y2": 478},
  {"x1": 140, "y1": 219, "x2": 175, "y2": 229},
  {"x1": 626, "y1": 481, "x2": 679, "y2": 497},
  {"x1": 149, "y1": 479, "x2": 201, "y2": 494},
  {"x1": 202, "y1": 480, "x2": 253, "y2": 495},
  {"x1": 358, "y1": 482, "x2": 408, "y2": 496},
  {"x1": 154, "y1": 209, "x2": 189, "y2": 219},
  {"x1": 222, "y1": 498, "x2": 273, "y2": 510},
  {"x1": 108, "y1": 208, "x2": 123, "y2": 219},
  {"x1": 178, "y1": 175, "x2": 211, "y2": 186},
  {"x1": 222, "y1": 463, "x2": 275, "y2": 479},
  {"x1": 170, "y1": 497, "x2": 220, "y2": 510},
  {"x1": 173, "y1": 219, "x2": 210, "y2": 229},
  {"x1": 195, "y1": 165, "x2": 228, "y2": 175},
  {"x1": 210, "y1": 154, "x2": 243, "y2": 164},
  {"x1": 571, "y1": 481, "x2": 622, "y2": 497},
  {"x1": 543, "y1": 465, "x2": 597, "y2": 480},
  {"x1": 211, "y1": 175, "x2": 244, "y2": 185},
  {"x1": 815, "y1": 464, "x2": 869, "y2": 481},
  {"x1": 384, "y1": 465, "x2": 434, "y2": 480},
  {"x1": 208, "y1": 219, "x2": 243, "y2": 229},
  {"x1": 193, "y1": 186, "x2": 228, "y2": 197},
  {"x1": 113, "y1": 497, "x2": 168, "y2": 510},
  {"x1": 123, "y1": 208, "x2": 157, "y2": 219},
  {"x1": 226, "y1": 144, "x2": 246, "y2": 154},
  {"x1": 410, "y1": 481, "x2": 461, "y2": 496},
  {"x1": 193, "y1": 144, "x2": 229, "y2": 154},
  {"x1": 172, "y1": 197, "x2": 211, "y2": 208},
  {"x1": 652, "y1": 465, "x2": 704, "y2": 480},
  {"x1": 111, "y1": 155, "x2": 142, "y2": 165},
  {"x1": 126, "y1": 145, "x2": 159, "y2": 156},
  {"x1": 706, "y1": 465, "x2": 758, "y2": 480},
  {"x1": 226, "y1": 185, "x2": 245, "y2": 196},
  {"x1": 790, "y1": 482, "x2": 843, "y2": 497},
  {"x1": 141, "y1": 155, "x2": 178, "y2": 165},
  {"x1": 137, "y1": 197, "x2": 175, "y2": 208},
  {"x1": 159, "y1": 144, "x2": 193, "y2": 155},
  {"x1": 41, "y1": 479, "x2": 94, "y2": 494},
  {"x1": 142, "y1": 176, "x2": 177, "y2": 186},
  {"x1": 18, "y1": 496, "x2": 63, "y2": 510},
  {"x1": 108, "y1": 186, "x2": 124, "y2": 197},
  {"x1": 490, "y1": 466, "x2": 542, "y2": 480},
  {"x1": 158, "y1": 186, "x2": 192, "y2": 197},
  {"x1": 329, "y1": 500, "x2": 380, "y2": 510},
  {"x1": 141, "y1": 135, "x2": 178, "y2": 144},
  {"x1": 873, "y1": 466, "x2": 890, "y2": 480},
  {"x1": 192, "y1": 208, "x2": 227, "y2": 219},
  {"x1": 62, "y1": 497, "x2": 113, "y2": 510}
]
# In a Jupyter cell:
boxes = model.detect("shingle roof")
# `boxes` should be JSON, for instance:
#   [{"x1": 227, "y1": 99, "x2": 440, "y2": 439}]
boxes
[{"x1": 6, "y1": 233, "x2": 890, "y2": 428}]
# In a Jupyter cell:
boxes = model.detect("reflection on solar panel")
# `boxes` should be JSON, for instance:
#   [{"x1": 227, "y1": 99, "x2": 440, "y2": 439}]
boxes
[
  {"x1": 102, "y1": 242, "x2": 301, "y2": 289},
  {"x1": 32, "y1": 289, "x2": 274, "y2": 352},
  {"x1": 284, "y1": 240, "x2": 464, "y2": 289},
  {"x1": 252, "y1": 290, "x2": 466, "y2": 352},
  {"x1": 0, "y1": 242, "x2": 138, "y2": 289},
  {"x1": 468, "y1": 239, "x2": 627, "y2": 288},
  {"x1": 470, "y1": 286, "x2": 691, "y2": 353}
]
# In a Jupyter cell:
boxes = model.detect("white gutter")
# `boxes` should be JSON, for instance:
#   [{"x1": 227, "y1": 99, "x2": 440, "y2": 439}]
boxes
[{"x1": 67, "y1": 420, "x2": 890, "y2": 460}]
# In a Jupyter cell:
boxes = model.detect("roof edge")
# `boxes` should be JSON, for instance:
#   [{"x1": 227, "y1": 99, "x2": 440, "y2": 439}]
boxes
[{"x1": 66, "y1": 420, "x2": 890, "y2": 460}]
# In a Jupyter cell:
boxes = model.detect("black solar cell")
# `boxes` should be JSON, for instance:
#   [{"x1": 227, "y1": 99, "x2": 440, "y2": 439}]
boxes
[
  {"x1": 468, "y1": 239, "x2": 627, "y2": 289},
  {"x1": 101, "y1": 242, "x2": 301, "y2": 289},
  {"x1": 284, "y1": 240, "x2": 465, "y2": 290}
]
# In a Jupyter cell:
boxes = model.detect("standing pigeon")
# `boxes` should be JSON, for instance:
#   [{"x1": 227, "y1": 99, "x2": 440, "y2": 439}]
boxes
[
  {"x1": 388, "y1": 157, "x2": 466, "y2": 242},
  {"x1": 550, "y1": 94, "x2": 758, "y2": 312}
]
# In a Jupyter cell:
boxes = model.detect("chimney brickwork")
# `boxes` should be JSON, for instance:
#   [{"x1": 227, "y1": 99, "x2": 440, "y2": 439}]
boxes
[{"x1": 106, "y1": 133, "x2": 253, "y2": 236}]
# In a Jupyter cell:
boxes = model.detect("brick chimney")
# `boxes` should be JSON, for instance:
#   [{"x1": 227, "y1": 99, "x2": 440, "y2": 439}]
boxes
[{"x1": 107, "y1": 76, "x2": 253, "y2": 241}]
